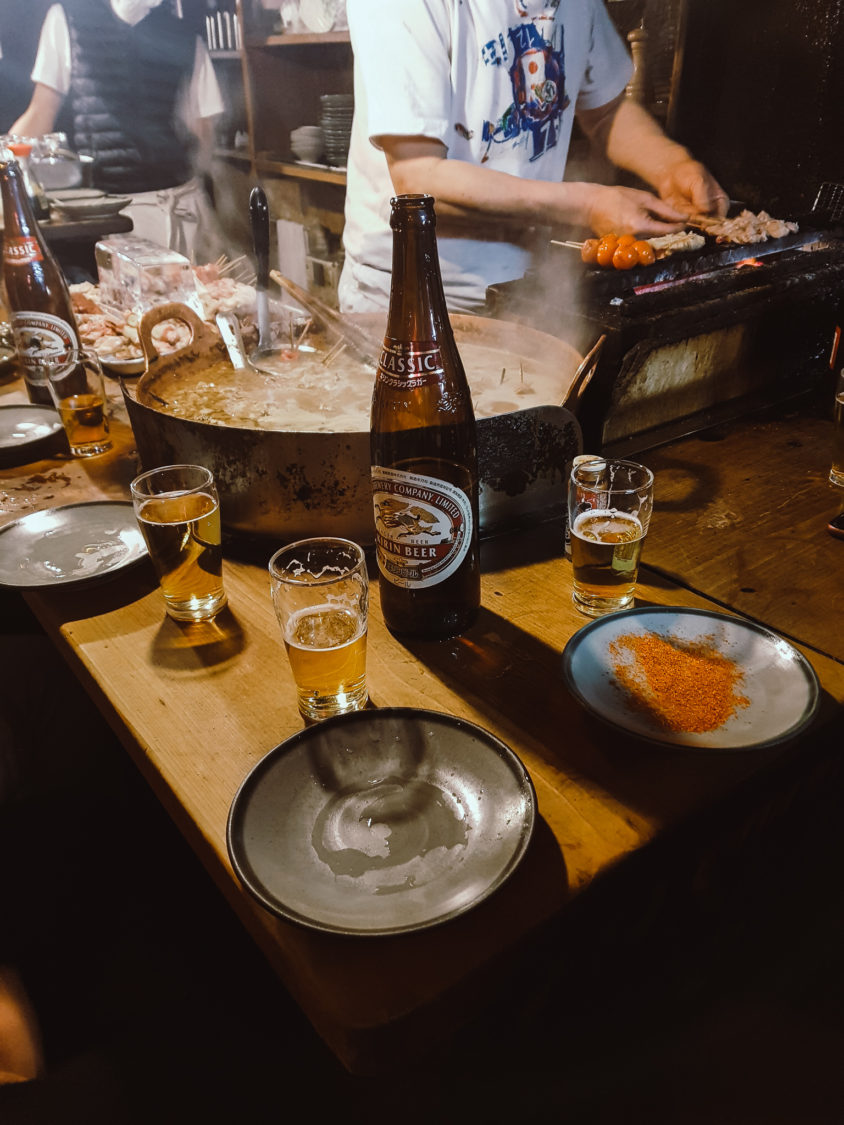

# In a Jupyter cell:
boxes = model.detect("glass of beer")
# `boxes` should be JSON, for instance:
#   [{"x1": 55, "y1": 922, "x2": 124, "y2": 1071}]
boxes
[
  {"x1": 130, "y1": 464, "x2": 227, "y2": 623},
  {"x1": 568, "y1": 458, "x2": 654, "y2": 617},
  {"x1": 269, "y1": 537, "x2": 369, "y2": 722},
  {"x1": 37, "y1": 348, "x2": 112, "y2": 457},
  {"x1": 830, "y1": 383, "x2": 844, "y2": 487}
]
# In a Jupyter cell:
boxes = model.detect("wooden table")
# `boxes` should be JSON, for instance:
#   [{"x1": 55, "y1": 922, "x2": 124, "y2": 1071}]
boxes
[
  {"x1": 640, "y1": 394, "x2": 844, "y2": 662},
  {"x1": 2, "y1": 373, "x2": 843, "y2": 1074}
]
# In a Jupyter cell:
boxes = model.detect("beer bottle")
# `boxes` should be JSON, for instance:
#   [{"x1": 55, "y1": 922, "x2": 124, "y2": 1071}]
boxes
[
  {"x1": 370, "y1": 194, "x2": 481, "y2": 640},
  {"x1": 0, "y1": 154, "x2": 80, "y2": 406}
]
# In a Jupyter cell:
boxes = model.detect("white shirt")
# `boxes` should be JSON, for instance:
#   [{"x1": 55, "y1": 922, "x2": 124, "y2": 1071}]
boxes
[
  {"x1": 340, "y1": 0, "x2": 632, "y2": 313},
  {"x1": 31, "y1": 2, "x2": 224, "y2": 125}
]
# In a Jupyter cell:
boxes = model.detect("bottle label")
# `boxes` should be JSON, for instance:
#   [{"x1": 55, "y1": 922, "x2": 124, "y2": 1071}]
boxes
[
  {"x1": 12, "y1": 311, "x2": 79, "y2": 379},
  {"x1": 372, "y1": 465, "x2": 474, "y2": 589},
  {"x1": 377, "y1": 340, "x2": 443, "y2": 390},
  {"x1": 3, "y1": 236, "x2": 43, "y2": 267}
]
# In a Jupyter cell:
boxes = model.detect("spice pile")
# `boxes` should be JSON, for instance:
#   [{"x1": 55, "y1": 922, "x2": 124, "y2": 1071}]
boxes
[{"x1": 608, "y1": 632, "x2": 749, "y2": 733}]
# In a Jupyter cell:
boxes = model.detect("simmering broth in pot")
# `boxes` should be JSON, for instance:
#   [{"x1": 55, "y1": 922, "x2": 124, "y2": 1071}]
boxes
[{"x1": 157, "y1": 341, "x2": 569, "y2": 433}]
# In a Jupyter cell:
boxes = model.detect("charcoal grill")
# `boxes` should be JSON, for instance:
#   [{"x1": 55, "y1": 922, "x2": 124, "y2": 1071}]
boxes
[{"x1": 488, "y1": 194, "x2": 844, "y2": 454}]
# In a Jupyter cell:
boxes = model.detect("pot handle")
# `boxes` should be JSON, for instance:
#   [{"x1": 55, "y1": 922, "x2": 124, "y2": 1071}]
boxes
[
  {"x1": 563, "y1": 334, "x2": 605, "y2": 414},
  {"x1": 137, "y1": 301, "x2": 219, "y2": 365}
]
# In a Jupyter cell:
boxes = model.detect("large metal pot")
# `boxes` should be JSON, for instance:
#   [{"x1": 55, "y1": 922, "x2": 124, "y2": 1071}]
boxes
[{"x1": 122, "y1": 303, "x2": 596, "y2": 544}]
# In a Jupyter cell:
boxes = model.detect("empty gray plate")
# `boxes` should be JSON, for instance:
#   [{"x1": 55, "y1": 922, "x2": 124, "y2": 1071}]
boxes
[
  {"x1": 0, "y1": 500, "x2": 148, "y2": 588},
  {"x1": 0, "y1": 403, "x2": 63, "y2": 461},
  {"x1": 227, "y1": 708, "x2": 536, "y2": 936}
]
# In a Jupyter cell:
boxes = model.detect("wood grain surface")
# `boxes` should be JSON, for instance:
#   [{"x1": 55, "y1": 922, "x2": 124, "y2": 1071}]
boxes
[
  {"x1": 4, "y1": 372, "x2": 843, "y2": 1073},
  {"x1": 639, "y1": 397, "x2": 844, "y2": 661}
]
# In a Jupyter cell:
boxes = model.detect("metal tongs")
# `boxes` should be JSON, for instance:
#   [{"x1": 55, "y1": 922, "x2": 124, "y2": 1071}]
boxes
[{"x1": 269, "y1": 269, "x2": 381, "y2": 369}]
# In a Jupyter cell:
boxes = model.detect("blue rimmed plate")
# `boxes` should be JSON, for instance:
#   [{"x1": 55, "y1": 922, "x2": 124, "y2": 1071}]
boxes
[{"x1": 562, "y1": 606, "x2": 820, "y2": 751}]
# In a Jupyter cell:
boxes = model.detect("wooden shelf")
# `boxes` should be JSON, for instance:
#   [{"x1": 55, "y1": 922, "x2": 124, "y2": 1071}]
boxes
[
  {"x1": 246, "y1": 31, "x2": 351, "y2": 48},
  {"x1": 214, "y1": 148, "x2": 252, "y2": 167},
  {"x1": 255, "y1": 156, "x2": 346, "y2": 185}
]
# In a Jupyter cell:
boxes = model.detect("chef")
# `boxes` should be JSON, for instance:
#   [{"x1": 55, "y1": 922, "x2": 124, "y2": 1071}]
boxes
[
  {"x1": 9, "y1": 0, "x2": 224, "y2": 259},
  {"x1": 339, "y1": 0, "x2": 728, "y2": 313}
]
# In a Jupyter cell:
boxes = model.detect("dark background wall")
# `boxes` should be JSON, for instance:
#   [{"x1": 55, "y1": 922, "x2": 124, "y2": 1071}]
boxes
[
  {"x1": 669, "y1": 0, "x2": 844, "y2": 215},
  {"x1": 0, "y1": 0, "x2": 53, "y2": 130}
]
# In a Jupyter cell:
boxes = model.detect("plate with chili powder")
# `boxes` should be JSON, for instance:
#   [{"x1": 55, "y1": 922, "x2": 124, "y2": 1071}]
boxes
[{"x1": 562, "y1": 607, "x2": 820, "y2": 750}]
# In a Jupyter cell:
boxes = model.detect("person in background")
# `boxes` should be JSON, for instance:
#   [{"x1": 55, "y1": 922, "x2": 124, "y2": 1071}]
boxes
[
  {"x1": 339, "y1": 0, "x2": 728, "y2": 314},
  {"x1": 8, "y1": 0, "x2": 225, "y2": 259}
]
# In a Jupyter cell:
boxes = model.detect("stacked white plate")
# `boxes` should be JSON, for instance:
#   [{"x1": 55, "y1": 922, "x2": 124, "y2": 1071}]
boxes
[{"x1": 319, "y1": 93, "x2": 353, "y2": 167}]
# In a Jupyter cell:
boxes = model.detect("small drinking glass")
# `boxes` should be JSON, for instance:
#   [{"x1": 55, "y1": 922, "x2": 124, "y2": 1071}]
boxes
[
  {"x1": 568, "y1": 458, "x2": 654, "y2": 617},
  {"x1": 131, "y1": 464, "x2": 227, "y2": 623},
  {"x1": 35, "y1": 348, "x2": 112, "y2": 457},
  {"x1": 269, "y1": 537, "x2": 369, "y2": 722},
  {"x1": 830, "y1": 379, "x2": 844, "y2": 487}
]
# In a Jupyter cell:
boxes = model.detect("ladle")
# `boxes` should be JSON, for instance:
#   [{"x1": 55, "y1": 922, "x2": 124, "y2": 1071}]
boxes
[{"x1": 248, "y1": 186, "x2": 288, "y2": 375}]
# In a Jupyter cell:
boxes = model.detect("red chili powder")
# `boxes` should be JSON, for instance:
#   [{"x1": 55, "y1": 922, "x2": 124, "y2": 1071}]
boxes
[{"x1": 608, "y1": 632, "x2": 750, "y2": 733}]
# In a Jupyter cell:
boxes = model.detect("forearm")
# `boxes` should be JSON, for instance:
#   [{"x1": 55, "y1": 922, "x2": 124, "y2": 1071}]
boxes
[
  {"x1": 382, "y1": 135, "x2": 686, "y2": 238},
  {"x1": 8, "y1": 84, "x2": 63, "y2": 140},
  {"x1": 579, "y1": 96, "x2": 728, "y2": 217},
  {"x1": 385, "y1": 137, "x2": 598, "y2": 230},
  {"x1": 601, "y1": 98, "x2": 691, "y2": 191}
]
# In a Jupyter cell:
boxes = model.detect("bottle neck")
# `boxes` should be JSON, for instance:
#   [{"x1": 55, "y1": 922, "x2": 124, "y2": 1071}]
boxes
[
  {"x1": 0, "y1": 161, "x2": 41, "y2": 242},
  {"x1": 386, "y1": 196, "x2": 451, "y2": 342}
]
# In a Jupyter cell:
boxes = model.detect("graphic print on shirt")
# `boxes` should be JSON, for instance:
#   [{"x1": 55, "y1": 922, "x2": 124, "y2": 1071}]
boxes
[{"x1": 481, "y1": 18, "x2": 569, "y2": 163}]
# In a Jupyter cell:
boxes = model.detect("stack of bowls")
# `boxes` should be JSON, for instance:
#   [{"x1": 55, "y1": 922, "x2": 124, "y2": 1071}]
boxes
[
  {"x1": 290, "y1": 125, "x2": 325, "y2": 164},
  {"x1": 319, "y1": 94, "x2": 354, "y2": 167}
]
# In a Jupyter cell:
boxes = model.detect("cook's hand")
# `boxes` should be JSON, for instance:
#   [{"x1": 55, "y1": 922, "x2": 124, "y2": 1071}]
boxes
[
  {"x1": 585, "y1": 184, "x2": 689, "y2": 239},
  {"x1": 653, "y1": 157, "x2": 729, "y2": 218}
]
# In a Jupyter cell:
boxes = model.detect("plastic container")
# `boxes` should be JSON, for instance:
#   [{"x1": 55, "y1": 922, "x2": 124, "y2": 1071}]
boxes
[{"x1": 95, "y1": 236, "x2": 203, "y2": 317}]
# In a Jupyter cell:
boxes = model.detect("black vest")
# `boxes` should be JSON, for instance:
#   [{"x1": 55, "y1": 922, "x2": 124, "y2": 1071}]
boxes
[{"x1": 65, "y1": 0, "x2": 195, "y2": 194}]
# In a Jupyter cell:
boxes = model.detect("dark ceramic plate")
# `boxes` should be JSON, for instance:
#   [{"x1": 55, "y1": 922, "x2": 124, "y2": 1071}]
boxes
[
  {"x1": 227, "y1": 708, "x2": 536, "y2": 935},
  {"x1": 0, "y1": 501, "x2": 148, "y2": 588},
  {"x1": 0, "y1": 403, "x2": 64, "y2": 465}
]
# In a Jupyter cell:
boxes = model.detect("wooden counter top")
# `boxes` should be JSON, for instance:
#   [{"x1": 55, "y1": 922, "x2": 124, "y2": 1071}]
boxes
[
  {"x1": 639, "y1": 394, "x2": 844, "y2": 662},
  {"x1": 3, "y1": 373, "x2": 843, "y2": 1074}
]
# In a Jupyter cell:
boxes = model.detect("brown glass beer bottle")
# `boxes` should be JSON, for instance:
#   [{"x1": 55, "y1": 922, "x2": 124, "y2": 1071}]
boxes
[
  {"x1": 370, "y1": 194, "x2": 481, "y2": 640},
  {"x1": 1, "y1": 154, "x2": 81, "y2": 405}
]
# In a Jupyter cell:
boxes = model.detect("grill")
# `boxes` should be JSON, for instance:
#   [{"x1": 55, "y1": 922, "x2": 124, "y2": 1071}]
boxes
[{"x1": 487, "y1": 197, "x2": 844, "y2": 455}]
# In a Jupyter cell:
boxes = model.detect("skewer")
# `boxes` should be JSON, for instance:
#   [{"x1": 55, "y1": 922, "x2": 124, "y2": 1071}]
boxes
[
  {"x1": 321, "y1": 338, "x2": 347, "y2": 366},
  {"x1": 218, "y1": 253, "x2": 246, "y2": 275},
  {"x1": 550, "y1": 239, "x2": 585, "y2": 250},
  {"x1": 296, "y1": 318, "x2": 314, "y2": 352}
]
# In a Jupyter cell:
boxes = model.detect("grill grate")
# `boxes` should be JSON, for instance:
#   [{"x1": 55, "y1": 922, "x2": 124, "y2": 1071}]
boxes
[{"x1": 812, "y1": 182, "x2": 844, "y2": 221}]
